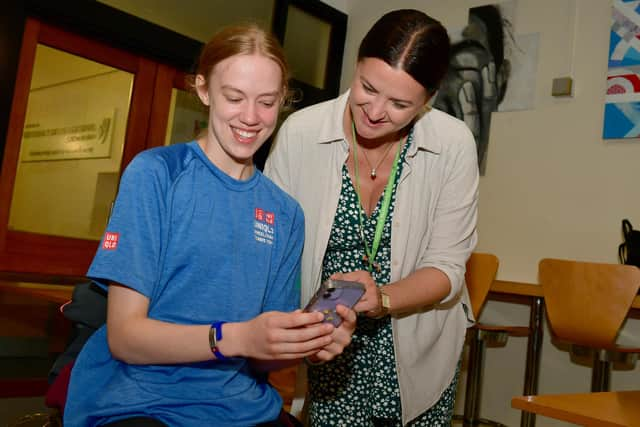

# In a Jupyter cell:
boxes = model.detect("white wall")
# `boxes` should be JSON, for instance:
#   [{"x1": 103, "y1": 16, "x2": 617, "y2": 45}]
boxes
[
  {"x1": 321, "y1": 0, "x2": 348, "y2": 13},
  {"x1": 343, "y1": 1, "x2": 640, "y2": 426}
]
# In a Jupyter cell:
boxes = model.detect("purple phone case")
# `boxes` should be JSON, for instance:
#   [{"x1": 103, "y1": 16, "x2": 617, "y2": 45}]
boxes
[{"x1": 304, "y1": 279, "x2": 365, "y2": 326}]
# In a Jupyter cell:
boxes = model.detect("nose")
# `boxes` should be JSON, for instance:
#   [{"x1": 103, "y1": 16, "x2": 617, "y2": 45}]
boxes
[
  {"x1": 240, "y1": 103, "x2": 259, "y2": 126},
  {"x1": 366, "y1": 97, "x2": 386, "y2": 122}
]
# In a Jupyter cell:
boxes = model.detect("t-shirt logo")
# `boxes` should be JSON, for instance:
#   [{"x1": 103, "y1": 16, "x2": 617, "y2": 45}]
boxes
[
  {"x1": 254, "y1": 208, "x2": 275, "y2": 245},
  {"x1": 102, "y1": 232, "x2": 119, "y2": 250},
  {"x1": 265, "y1": 212, "x2": 275, "y2": 225}
]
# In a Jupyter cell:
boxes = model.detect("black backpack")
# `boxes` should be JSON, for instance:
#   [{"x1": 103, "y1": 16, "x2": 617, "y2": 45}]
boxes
[
  {"x1": 48, "y1": 282, "x2": 106, "y2": 383},
  {"x1": 618, "y1": 219, "x2": 640, "y2": 269}
]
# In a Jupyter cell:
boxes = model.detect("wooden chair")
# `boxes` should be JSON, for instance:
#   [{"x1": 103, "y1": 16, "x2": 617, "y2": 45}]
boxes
[
  {"x1": 269, "y1": 366, "x2": 297, "y2": 413},
  {"x1": 456, "y1": 253, "x2": 530, "y2": 427},
  {"x1": 538, "y1": 258, "x2": 640, "y2": 391}
]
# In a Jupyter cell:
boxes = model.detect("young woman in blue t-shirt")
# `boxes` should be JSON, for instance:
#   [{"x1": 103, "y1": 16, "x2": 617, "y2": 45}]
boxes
[{"x1": 64, "y1": 24, "x2": 367, "y2": 427}]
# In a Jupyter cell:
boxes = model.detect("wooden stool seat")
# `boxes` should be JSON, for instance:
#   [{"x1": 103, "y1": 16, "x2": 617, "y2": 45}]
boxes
[
  {"x1": 475, "y1": 323, "x2": 530, "y2": 337},
  {"x1": 539, "y1": 258, "x2": 640, "y2": 392}
]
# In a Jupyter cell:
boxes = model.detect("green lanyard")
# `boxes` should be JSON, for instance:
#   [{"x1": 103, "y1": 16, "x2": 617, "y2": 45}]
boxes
[{"x1": 351, "y1": 121, "x2": 404, "y2": 273}]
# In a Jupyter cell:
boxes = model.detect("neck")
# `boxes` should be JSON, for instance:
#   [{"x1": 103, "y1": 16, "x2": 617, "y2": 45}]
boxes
[{"x1": 197, "y1": 137, "x2": 254, "y2": 180}]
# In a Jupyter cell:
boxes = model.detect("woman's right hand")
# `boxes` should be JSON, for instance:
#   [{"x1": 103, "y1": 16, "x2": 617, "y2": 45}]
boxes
[{"x1": 220, "y1": 310, "x2": 335, "y2": 360}]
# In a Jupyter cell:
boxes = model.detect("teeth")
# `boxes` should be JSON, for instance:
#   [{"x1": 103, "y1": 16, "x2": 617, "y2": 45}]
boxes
[{"x1": 235, "y1": 129, "x2": 257, "y2": 138}]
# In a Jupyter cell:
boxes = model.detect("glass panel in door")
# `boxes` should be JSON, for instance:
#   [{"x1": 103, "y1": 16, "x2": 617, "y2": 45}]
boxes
[{"x1": 8, "y1": 44, "x2": 133, "y2": 240}]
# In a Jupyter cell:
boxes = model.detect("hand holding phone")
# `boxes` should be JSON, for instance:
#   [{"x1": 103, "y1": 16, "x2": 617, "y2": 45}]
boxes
[{"x1": 303, "y1": 279, "x2": 365, "y2": 327}]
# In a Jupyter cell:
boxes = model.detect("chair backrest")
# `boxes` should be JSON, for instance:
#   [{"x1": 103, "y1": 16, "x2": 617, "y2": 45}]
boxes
[
  {"x1": 538, "y1": 258, "x2": 640, "y2": 349},
  {"x1": 465, "y1": 253, "x2": 499, "y2": 319}
]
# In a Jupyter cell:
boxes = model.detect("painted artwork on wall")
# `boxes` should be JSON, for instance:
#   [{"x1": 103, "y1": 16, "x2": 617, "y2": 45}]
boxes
[
  {"x1": 604, "y1": 0, "x2": 640, "y2": 139},
  {"x1": 434, "y1": 1, "x2": 539, "y2": 175}
]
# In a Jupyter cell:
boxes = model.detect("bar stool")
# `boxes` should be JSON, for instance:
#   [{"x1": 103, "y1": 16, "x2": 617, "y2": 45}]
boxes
[
  {"x1": 455, "y1": 253, "x2": 530, "y2": 427},
  {"x1": 538, "y1": 258, "x2": 640, "y2": 392}
]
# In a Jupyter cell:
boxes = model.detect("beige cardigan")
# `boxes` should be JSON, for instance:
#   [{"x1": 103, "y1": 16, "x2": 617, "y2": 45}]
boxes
[{"x1": 264, "y1": 91, "x2": 479, "y2": 424}]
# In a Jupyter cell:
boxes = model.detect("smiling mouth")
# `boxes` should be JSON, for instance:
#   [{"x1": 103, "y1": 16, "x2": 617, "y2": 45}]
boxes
[{"x1": 232, "y1": 127, "x2": 259, "y2": 141}]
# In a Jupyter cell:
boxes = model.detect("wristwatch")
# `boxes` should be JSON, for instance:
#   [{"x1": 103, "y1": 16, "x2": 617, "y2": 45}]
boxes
[{"x1": 373, "y1": 288, "x2": 391, "y2": 318}]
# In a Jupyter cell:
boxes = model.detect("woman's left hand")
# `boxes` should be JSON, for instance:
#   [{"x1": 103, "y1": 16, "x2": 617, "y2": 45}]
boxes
[
  {"x1": 339, "y1": 270, "x2": 380, "y2": 315},
  {"x1": 306, "y1": 270, "x2": 381, "y2": 363},
  {"x1": 307, "y1": 304, "x2": 356, "y2": 362}
]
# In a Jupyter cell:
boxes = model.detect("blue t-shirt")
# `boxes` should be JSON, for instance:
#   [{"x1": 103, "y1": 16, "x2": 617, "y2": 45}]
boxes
[{"x1": 64, "y1": 142, "x2": 304, "y2": 427}]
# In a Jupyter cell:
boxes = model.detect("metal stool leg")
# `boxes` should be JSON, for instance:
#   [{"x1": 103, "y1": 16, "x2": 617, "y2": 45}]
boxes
[
  {"x1": 591, "y1": 350, "x2": 611, "y2": 392},
  {"x1": 520, "y1": 297, "x2": 544, "y2": 427}
]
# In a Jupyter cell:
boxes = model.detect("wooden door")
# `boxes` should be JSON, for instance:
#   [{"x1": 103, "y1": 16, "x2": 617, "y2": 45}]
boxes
[{"x1": 0, "y1": 19, "x2": 173, "y2": 278}]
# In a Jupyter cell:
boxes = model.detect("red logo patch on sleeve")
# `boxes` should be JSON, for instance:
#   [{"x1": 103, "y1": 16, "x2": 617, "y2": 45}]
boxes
[
  {"x1": 255, "y1": 208, "x2": 264, "y2": 221},
  {"x1": 102, "y1": 232, "x2": 119, "y2": 250}
]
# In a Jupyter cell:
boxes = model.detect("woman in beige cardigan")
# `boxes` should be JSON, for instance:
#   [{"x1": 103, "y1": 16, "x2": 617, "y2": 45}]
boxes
[{"x1": 265, "y1": 9, "x2": 479, "y2": 426}]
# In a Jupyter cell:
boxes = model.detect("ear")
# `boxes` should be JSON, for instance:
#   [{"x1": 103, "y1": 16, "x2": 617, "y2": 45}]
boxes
[{"x1": 195, "y1": 74, "x2": 210, "y2": 106}]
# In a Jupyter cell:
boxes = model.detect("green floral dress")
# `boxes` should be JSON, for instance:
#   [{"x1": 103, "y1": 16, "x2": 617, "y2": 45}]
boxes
[{"x1": 307, "y1": 133, "x2": 460, "y2": 426}]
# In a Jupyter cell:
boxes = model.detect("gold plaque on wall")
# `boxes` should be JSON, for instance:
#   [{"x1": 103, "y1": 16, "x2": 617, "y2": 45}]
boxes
[{"x1": 21, "y1": 108, "x2": 115, "y2": 162}]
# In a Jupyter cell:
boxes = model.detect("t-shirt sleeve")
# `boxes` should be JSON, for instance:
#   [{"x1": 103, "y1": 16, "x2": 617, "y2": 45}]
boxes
[
  {"x1": 262, "y1": 203, "x2": 304, "y2": 312},
  {"x1": 87, "y1": 152, "x2": 168, "y2": 299}
]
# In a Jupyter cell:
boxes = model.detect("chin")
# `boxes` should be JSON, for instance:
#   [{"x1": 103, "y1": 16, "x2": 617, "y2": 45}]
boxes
[
  {"x1": 358, "y1": 125, "x2": 393, "y2": 140},
  {"x1": 230, "y1": 144, "x2": 261, "y2": 162},
  {"x1": 353, "y1": 119, "x2": 388, "y2": 138}
]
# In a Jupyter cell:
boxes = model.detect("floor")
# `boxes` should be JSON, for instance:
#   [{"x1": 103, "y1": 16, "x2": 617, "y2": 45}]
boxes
[{"x1": 0, "y1": 396, "x2": 50, "y2": 426}]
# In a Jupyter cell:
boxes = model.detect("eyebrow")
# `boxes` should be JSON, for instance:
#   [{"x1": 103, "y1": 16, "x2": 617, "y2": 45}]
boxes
[{"x1": 221, "y1": 85, "x2": 280, "y2": 98}]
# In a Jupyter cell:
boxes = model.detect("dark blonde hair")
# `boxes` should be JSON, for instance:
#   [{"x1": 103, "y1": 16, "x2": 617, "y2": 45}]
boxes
[{"x1": 190, "y1": 24, "x2": 290, "y2": 103}]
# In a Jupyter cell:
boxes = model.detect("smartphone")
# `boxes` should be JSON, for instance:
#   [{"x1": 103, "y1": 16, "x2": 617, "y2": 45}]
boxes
[{"x1": 303, "y1": 279, "x2": 365, "y2": 327}]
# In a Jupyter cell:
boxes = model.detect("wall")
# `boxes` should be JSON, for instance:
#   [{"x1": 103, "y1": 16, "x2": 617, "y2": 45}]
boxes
[
  {"x1": 320, "y1": 0, "x2": 348, "y2": 13},
  {"x1": 343, "y1": 1, "x2": 640, "y2": 426},
  {"x1": 98, "y1": 0, "x2": 276, "y2": 42}
]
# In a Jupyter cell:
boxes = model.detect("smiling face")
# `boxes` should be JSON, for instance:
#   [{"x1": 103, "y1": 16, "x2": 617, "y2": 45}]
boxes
[
  {"x1": 195, "y1": 53, "x2": 282, "y2": 177},
  {"x1": 347, "y1": 57, "x2": 430, "y2": 142}
]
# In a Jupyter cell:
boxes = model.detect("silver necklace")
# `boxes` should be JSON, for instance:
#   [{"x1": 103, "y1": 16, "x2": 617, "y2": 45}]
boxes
[{"x1": 360, "y1": 141, "x2": 396, "y2": 180}]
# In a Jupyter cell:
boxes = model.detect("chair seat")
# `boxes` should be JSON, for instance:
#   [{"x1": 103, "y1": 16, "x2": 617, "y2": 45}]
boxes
[
  {"x1": 475, "y1": 322, "x2": 530, "y2": 337},
  {"x1": 468, "y1": 323, "x2": 530, "y2": 348},
  {"x1": 562, "y1": 341, "x2": 640, "y2": 363},
  {"x1": 539, "y1": 258, "x2": 640, "y2": 393},
  {"x1": 606, "y1": 344, "x2": 640, "y2": 353}
]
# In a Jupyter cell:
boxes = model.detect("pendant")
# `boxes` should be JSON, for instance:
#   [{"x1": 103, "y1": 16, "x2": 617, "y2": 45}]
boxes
[{"x1": 370, "y1": 169, "x2": 377, "y2": 179}]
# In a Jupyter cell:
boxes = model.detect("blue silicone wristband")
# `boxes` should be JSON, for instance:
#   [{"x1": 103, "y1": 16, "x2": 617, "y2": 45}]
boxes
[{"x1": 209, "y1": 321, "x2": 228, "y2": 361}]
